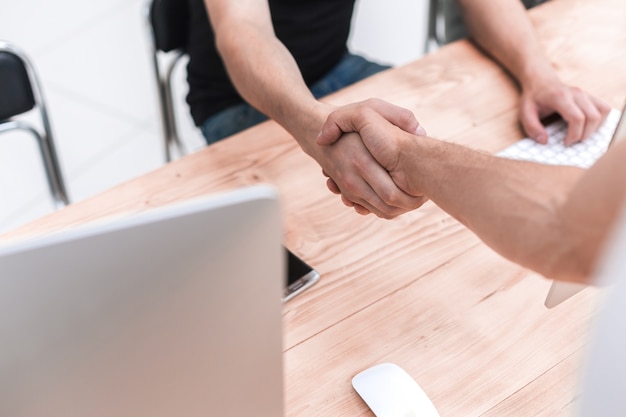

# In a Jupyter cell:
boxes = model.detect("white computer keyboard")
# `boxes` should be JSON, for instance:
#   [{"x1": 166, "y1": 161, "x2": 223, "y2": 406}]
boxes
[{"x1": 497, "y1": 109, "x2": 621, "y2": 168}]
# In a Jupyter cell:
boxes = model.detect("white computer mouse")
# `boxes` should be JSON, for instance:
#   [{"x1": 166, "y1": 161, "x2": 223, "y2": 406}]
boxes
[{"x1": 352, "y1": 362, "x2": 440, "y2": 417}]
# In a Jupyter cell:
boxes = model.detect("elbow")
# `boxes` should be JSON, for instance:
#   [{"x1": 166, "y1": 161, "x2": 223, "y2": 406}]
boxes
[
  {"x1": 213, "y1": 27, "x2": 237, "y2": 58},
  {"x1": 526, "y1": 209, "x2": 603, "y2": 285},
  {"x1": 211, "y1": 17, "x2": 249, "y2": 61},
  {"x1": 536, "y1": 241, "x2": 598, "y2": 285},
  {"x1": 541, "y1": 258, "x2": 595, "y2": 285}
]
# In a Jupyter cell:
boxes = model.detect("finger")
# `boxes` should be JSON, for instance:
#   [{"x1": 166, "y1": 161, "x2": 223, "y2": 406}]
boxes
[
  {"x1": 339, "y1": 181, "x2": 429, "y2": 218},
  {"x1": 562, "y1": 106, "x2": 586, "y2": 146},
  {"x1": 589, "y1": 94, "x2": 612, "y2": 126},
  {"x1": 335, "y1": 168, "x2": 407, "y2": 219},
  {"x1": 520, "y1": 99, "x2": 548, "y2": 144},
  {"x1": 317, "y1": 99, "x2": 423, "y2": 146},
  {"x1": 365, "y1": 98, "x2": 423, "y2": 135},
  {"x1": 340, "y1": 152, "x2": 424, "y2": 218},
  {"x1": 338, "y1": 175, "x2": 405, "y2": 219},
  {"x1": 353, "y1": 203, "x2": 371, "y2": 216},
  {"x1": 316, "y1": 115, "x2": 346, "y2": 146},
  {"x1": 362, "y1": 196, "x2": 430, "y2": 219},
  {"x1": 326, "y1": 177, "x2": 341, "y2": 194},
  {"x1": 572, "y1": 93, "x2": 603, "y2": 142},
  {"x1": 340, "y1": 194, "x2": 354, "y2": 208}
]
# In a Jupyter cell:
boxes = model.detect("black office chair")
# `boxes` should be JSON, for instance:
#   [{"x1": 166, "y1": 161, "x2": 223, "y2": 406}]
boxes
[
  {"x1": 0, "y1": 40, "x2": 69, "y2": 209},
  {"x1": 144, "y1": 0, "x2": 190, "y2": 162}
]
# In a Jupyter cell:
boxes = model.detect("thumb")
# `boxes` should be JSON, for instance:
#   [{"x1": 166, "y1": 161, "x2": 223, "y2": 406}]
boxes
[
  {"x1": 317, "y1": 99, "x2": 425, "y2": 146},
  {"x1": 521, "y1": 101, "x2": 548, "y2": 144},
  {"x1": 316, "y1": 115, "x2": 346, "y2": 146}
]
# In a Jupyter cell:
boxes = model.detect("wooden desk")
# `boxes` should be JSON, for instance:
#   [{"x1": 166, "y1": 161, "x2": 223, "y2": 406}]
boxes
[{"x1": 3, "y1": 0, "x2": 625, "y2": 415}]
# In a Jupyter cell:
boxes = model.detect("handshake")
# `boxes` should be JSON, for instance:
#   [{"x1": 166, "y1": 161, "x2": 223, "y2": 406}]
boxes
[{"x1": 314, "y1": 98, "x2": 439, "y2": 219}]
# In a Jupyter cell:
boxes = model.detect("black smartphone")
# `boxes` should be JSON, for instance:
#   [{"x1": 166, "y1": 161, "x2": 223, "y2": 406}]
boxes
[{"x1": 283, "y1": 247, "x2": 320, "y2": 302}]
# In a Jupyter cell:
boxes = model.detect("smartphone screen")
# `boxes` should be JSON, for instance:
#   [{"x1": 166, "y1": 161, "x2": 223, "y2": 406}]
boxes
[{"x1": 283, "y1": 248, "x2": 320, "y2": 302}]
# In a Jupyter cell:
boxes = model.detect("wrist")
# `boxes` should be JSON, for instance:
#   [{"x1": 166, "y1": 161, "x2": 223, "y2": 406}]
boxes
[
  {"x1": 396, "y1": 133, "x2": 436, "y2": 197},
  {"x1": 517, "y1": 59, "x2": 559, "y2": 93},
  {"x1": 290, "y1": 101, "x2": 337, "y2": 156}
]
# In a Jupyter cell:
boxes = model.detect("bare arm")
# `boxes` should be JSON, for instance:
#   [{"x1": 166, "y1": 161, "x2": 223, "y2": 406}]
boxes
[
  {"x1": 203, "y1": 0, "x2": 423, "y2": 218},
  {"x1": 457, "y1": 0, "x2": 610, "y2": 144},
  {"x1": 206, "y1": 0, "x2": 324, "y2": 140},
  {"x1": 400, "y1": 135, "x2": 625, "y2": 283},
  {"x1": 319, "y1": 100, "x2": 626, "y2": 284}
]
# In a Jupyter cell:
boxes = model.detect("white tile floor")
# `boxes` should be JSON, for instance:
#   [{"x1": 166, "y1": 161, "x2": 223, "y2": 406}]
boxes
[{"x1": 0, "y1": 0, "x2": 428, "y2": 235}]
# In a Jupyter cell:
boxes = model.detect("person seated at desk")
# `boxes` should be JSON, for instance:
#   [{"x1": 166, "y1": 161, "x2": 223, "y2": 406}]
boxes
[{"x1": 187, "y1": 0, "x2": 608, "y2": 220}]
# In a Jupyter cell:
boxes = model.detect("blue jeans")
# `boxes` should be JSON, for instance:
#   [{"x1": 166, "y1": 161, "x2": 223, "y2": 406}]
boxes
[{"x1": 200, "y1": 53, "x2": 390, "y2": 145}]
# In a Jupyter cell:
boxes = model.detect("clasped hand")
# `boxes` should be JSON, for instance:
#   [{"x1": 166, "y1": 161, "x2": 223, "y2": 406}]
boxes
[{"x1": 314, "y1": 98, "x2": 428, "y2": 218}]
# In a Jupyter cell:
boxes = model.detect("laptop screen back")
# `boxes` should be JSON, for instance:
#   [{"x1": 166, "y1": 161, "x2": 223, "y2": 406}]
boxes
[{"x1": 0, "y1": 185, "x2": 284, "y2": 417}]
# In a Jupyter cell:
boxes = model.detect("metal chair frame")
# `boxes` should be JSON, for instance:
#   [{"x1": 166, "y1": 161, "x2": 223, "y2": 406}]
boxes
[
  {"x1": 425, "y1": 0, "x2": 445, "y2": 53},
  {"x1": 143, "y1": 0, "x2": 188, "y2": 162},
  {"x1": 0, "y1": 40, "x2": 69, "y2": 209}
]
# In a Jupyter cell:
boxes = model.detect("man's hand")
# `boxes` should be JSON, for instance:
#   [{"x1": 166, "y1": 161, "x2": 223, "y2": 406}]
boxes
[
  {"x1": 308, "y1": 124, "x2": 427, "y2": 218},
  {"x1": 315, "y1": 99, "x2": 429, "y2": 215},
  {"x1": 453, "y1": 0, "x2": 611, "y2": 146},
  {"x1": 520, "y1": 75, "x2": 611, "y2": 145}
]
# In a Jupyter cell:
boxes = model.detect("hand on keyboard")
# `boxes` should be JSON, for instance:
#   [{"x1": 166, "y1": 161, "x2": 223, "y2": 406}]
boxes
[
  {"x1": 519, "y1": 81, "x2": 612, "y2": 145},
  {"x1": 498, "y1": 109, "x2": 621, "y2": 169}
]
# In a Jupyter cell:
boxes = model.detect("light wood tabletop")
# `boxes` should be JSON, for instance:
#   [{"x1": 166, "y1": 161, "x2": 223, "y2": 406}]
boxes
[{"x1": 2, "y1": 0, "x2": 626, "y2": 415}]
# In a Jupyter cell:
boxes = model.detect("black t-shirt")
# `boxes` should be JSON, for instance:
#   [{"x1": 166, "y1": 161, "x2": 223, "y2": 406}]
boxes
[{"x1": 186, "y1": 0, "x2": 356, "y2": 126}]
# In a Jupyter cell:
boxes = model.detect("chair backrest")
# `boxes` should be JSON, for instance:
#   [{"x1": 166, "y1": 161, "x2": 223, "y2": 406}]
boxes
[
  {"x1": 0, "y1": 50, "x2": 36, "y2": 121},
  {"x1": 0, "y1": 40, "x2": 69, "y2": 208},
  {"x1": 149, "y1": 0, "x2": 189, "y2": 53}
]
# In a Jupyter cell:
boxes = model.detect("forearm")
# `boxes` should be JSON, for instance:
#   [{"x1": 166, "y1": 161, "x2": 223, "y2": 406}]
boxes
[
  {"x1": 457, "y1": 0, "x2": 556, "y2": 89},
  {"x1": 405, "y1": 136, "x2": 592, "y2": 281},
  {"x1": 219, "y1": 28, "x2": 328, "y2": 137},
  {"x1": 207, "y1": 1, "x2": 330, "y2": 152}
]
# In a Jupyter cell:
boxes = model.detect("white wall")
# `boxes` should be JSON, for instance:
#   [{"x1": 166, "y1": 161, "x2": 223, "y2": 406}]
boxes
[{"x1": 349, "y1": 0, "x2": 429, "y2": 67}]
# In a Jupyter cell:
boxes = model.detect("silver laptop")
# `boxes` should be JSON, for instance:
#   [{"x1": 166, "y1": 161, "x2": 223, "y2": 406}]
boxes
[
  {"x1": 545, "y1": 104, "x2": 626, "y2": 308},
  {"x1": 0, "y1": 185, "x2": 284, "y2": 417}
]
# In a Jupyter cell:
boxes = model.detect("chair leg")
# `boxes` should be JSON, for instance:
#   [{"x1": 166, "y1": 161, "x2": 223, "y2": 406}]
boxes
[
  {"x1": 37, "y1": 130, "x2": 70, "y2": 208},
  {"x1": 163, "y1": 53, "x2": 187, "y2": 158},
  {"x1": 0, "y1": 121, "x2": 69, "y2": 208},
  {"x1": 37, "y1": 100, "x2": 70, "y2": 208},
  {"x1": 150, "y1": 48, "x2": 176, "y2": 163},
  {"x1": 158, "y1": 79, "x2": 174, "y2": 162}
]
